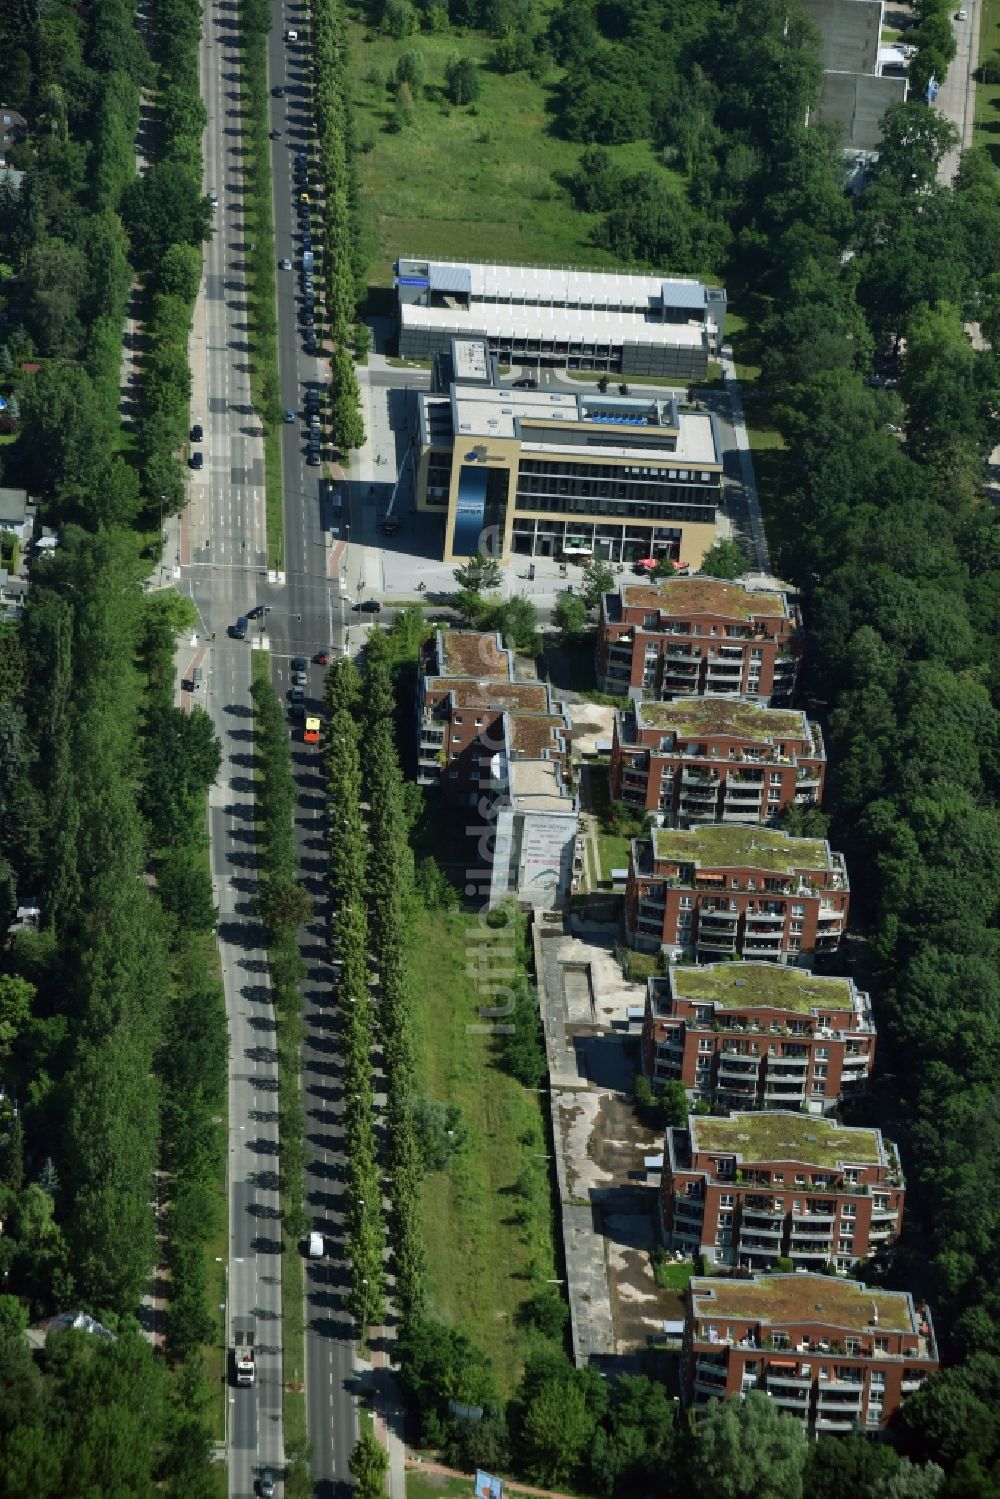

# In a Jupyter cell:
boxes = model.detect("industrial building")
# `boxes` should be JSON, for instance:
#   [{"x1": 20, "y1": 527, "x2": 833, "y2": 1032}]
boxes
[
  {"x1": 801, "y1": 0, "x2": 908, "y2": 152},
  {"x1": 395, "y1": 258, "x2": 727, "y2": 380},
  {"x1": 416, "y1": 340, "x2": 723, "y2": 566}
]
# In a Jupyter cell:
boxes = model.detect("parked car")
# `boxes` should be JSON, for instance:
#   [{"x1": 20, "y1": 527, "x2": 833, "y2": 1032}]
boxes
[
  {"x1": 312, "y1": 650, "x2": 331, "y2": 665},
  {"x1": 352, "y1": 599, "x2": 382, "y2": 613},
  {"x1": 259, "y1": 1468, "x2": 275, "y2": 1499},
  {"x1": 306, "y1": 451, "x2": 320, "y2": 465},
  {"x1": 280, "y1": 257, "x2": 291, "y2": 270},
  {"x1": 189, "y1": 451, "x2": 203, "y2": 470},
  {"x1": 190, "y1": 423, "x2": 203, "y2": 442},
  {"x1": 284, "y1": 409, "x2": 295, "y2": 423}
]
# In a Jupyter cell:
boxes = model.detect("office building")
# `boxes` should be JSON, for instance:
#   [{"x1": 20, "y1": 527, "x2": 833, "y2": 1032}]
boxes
[
  {"x1": 642, "y1": 962, "x2": 875, "y2": 1113},
  {"x1": 683, "y1": 1273, "x2": 937, "y2": 1432},
  {"x1": 611, "y1": 696, "x2": 825, "y2": 823},
  {"x1": 597, "y1": 577, "x2": 803, "y2": 703},
  {"x1": 626, "y1": 825, "x2": 850, "y2": 964},
  {"x1": 416, "y1": 345, "x2": 723, "y2": 567},
  {"x1": 662, "y1": 1112, "x2": 904, "y2": 1271},
  {"x1": 395, "y1": 257, "x2": 727, "y2": 379}
]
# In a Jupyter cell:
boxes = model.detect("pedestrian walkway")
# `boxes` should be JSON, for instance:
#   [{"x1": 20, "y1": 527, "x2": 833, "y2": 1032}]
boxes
[
  {"x1": 719, "y1": 346, "x2": 770, "y2": 574},
  {"x1": 405, "y1": 1458, "x2": 580, "y2": 1499}
]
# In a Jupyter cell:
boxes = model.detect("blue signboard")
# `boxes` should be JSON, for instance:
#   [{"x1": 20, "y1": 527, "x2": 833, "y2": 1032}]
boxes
[{"x1": 452, "y1": 465, "x2": 488, "y2": 556}]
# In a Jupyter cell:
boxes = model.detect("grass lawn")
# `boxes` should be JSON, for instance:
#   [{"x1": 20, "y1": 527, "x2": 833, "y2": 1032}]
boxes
[
  {"x1": 596, "y1": 831, "x2": 631, "y2": 880},
  {"x1": 409, "y1": 908, "x2": 557, "y2": 1397},
  {"x1": 347, "y1": 14, "x2": 685, "y2": 288},
  {"x1": 654, "y1": 1258, "x2": 694, "y2": 1292},
  {"x1": 406, "y1": 1474, "x2": 472, "y2": 1499},
  {"x1": 975, "y1": 0, "x2": 1000, "y2": 163}
]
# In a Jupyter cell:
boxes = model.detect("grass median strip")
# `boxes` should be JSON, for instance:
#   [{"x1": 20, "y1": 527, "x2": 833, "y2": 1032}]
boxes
[{"x1": 241, "y1": 0, "x2": 285, "y2": 569}]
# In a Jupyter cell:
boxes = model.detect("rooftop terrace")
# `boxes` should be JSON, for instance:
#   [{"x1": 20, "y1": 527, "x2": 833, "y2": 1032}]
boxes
[
  {"x1": 508, "y1": 714, "x2": 568, "y2": 759},
  {"x1": 438, "y1": 630, "x2": 511, "y2": 680},
  {"x1": 691, "y1": 1274, "x2": 915, "y2": 1334},
  {"x1": 670, "y1": 962, "x2": 854, "y2": 1013},
  {"x1": 620, "y1": 577, "x2": 788, "y2": 621},
  {"x1": 651, "y1": 825, "x2": 829, "y2": 875},
  {"x1": 689, "y1": 1113, "x2": 885, "y2": 1169},
  {"x1": 634, "y1": 696, "x2": 808, "y2": 743}
]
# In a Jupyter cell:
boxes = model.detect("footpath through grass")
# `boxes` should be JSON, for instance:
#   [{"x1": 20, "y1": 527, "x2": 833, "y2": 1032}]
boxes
[
  {"x1": 347, "y1": 19, "x2": 682, "y2": 286},
  {"x1": 409, "y1": 906, "x2": 556, "y2": 1397}
]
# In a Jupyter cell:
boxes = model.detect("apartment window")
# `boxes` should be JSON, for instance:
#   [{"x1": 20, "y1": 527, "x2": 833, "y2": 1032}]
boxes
[
  {"x1": 816, "y1": 1047, "x2": 828, "y2": 1060},
  {"x1": 794, "y1": 1174, "x2": 805, "y2": 1186},
  {"x1": 843, "y1": 1203, "x2": 856, "y2": 1218},
  {"x1": 770, "y1": 772, "x2": 782, "y2": 784},
  {"x1": 768, "y1": 789, "x2": 781, "y2": 801},
  {"x1": 715, "y1": 1231, "x2": 732, "y2": 1246},
  {"x1": 720, "y1": 1193, "x2": 734, "y2": 1207},
  {"x1": 837, "y1": 1258, "x2": 851, "y2": 1272},
  {"x1": 873, "y1": 1195, "x2": 888, "y2": 1211},
  {"x1": 874, "y1": 1337, "x2": 889, "y2": 1354},
  {"x1": 866, "y1": 1404, "x2": 883, "y2": 1428},
  {"x1": 791, "y1": 922, "x2": 803, "y2": 934},
  {"x1": 681, "y1": 896, "x2": 694, "y2": 909},
  {"x1": 718, "y1": 1211, "x2": 733, "y2": 1227},
  {"x1": 870, "y1": 1370, "x2": 885, "y2": 1389},
  {"x1": 792, "y1": 904, "x2": 805, "y2": 916},
  {"x1": 454, "y1": 715, "x2": 463, "y2": 725},
  {"x1": 813, "y1": 1064, "x2": 828, "y2": 1079},
  {"x1": 751, "y1": 648, "x2": 763, "y2": 659},
  {"x1": 695, "y1": 1005, "x2": 712, "y2": 1021},
  {"x1": 475, "y1": 717, "x2": 484, "y2": 726},
  {"x1": 698, "y1": 1038, "x2": 713, "y2": 1052},
  {"x1": 846, "y1": 1339, "x2": 861, "y2": 1355},
  {"x1": 452, "y1": 734, "x2": 462, "y2": 744},
  {"x1": 789, "y1": 939, "x2": 801, "y2": 952},
  {"x1": 811, "y1": 1081, "x2": 825, "y2": 1095}
]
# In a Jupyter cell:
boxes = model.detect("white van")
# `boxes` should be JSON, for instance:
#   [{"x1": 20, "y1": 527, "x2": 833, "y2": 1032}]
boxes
[
  {"x1": 307, "y1": 1231, "x2": 324, "y2": 1257},
  {"x1": 285, "y1": 28, "x2": 298, "y2": 40}
]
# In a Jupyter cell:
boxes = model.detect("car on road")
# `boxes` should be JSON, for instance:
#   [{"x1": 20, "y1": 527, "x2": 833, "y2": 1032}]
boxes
[
  {"x1": 291, "y1": 656, "x2": 308, "y2": 671},
  {"x1": 272, "y1": 84, "x2": 285, "y2": 97},
  {"x1": 956, "y1": 7, "x2": 967, "y2": 16},
  {"x1": 513, "y1": 377, "x2": 538, "y2": 388},
  {"x1": 291, "y1": 670, "x2": 307, "y2": 686},
  {"x1": 284, "y1": 409, "x2": 295, "y2": 423},
  {"x1": 258, "y1": 1469, "x2": 275, "y2": 1499},
  {"x1": 279, "y1": 257, "x2": 291, "y2": 270},
  {"x1": 269, "y1": 128, "x2": 282, "y2": 139},
  {"x1": 352, "y1": 599, "x2": 382, "y2": 613},
  {"x1": 290, "y1": 685, "x2": 305, "y2": 703},
  {"x1": 288, "y1": 701, "x2": 305, "y2": 719},
  {"x1": 246, "y1": 605, "x2": 271, "y2": 619},
  {"x1": 190, "y1": 423, "x2": 203, "y2": 442},
  {"x1": 285, "y1": 27, "x2": 298, "y2": 39},
  {"x1": 230, "y1": 616, "x2": 248, "y2": 640},
  {"x1": 208, "y1": 190, "x2": 218, "y2": 207},
  {"x1": 189, "y1": 451, "x2": 203, "y2": 470},
  {"x1": 312, "y1": 650, "x2": 330, "y2": 665}
]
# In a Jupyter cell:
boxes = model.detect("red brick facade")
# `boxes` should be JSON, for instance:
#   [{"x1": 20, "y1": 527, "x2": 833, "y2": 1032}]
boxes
[
  {"x1": 661, "y1": 1113, "x2": 904, "y2": 1272},
  {"x1": 611, "y1": 696, "x2": 825, "y2": 823},
  {"x1": 597, "y1": 577, "x2": 803, "y2": 703},
  {"x1": 627, "y1": 826, "x2": 850, "y2": 965},
  {"x1": 684, "y1": 1274, "x2": 937, "y2": 1433},
  {"x1": 642, "y1": 963, "x2": 875, "y2": 1113}
]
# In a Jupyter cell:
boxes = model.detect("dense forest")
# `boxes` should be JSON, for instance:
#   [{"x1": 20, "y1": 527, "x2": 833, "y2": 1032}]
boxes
[{"x1": 0, "y1": 0, "x2": 222, "y2": 1488}]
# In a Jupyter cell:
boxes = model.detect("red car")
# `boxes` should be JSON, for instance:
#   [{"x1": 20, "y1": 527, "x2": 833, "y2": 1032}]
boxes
[{"x1": 312, "y1": 650, "x2": 330, "y2": 666}]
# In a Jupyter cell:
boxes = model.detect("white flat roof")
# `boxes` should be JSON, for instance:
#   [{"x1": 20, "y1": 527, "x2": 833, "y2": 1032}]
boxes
[
  {"x1": 401, "y1": 301, "x2": 710, "y2": 349},
  {"x1": 405, "y1": 258, "x2": 711, "y2": 305},
  {"x1": 448, "y1": 385, "x2": 720, "y2": 467},
  {"x1": 509, "y1": 758, "x2": 576, "y2": 814}
]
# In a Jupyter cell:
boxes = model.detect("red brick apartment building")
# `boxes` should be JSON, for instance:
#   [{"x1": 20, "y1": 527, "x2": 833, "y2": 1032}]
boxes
[
  {"x1": 683, "y1": 1274, "x2": 937, "y2": 1433},
  {"x1": 626, "y1": 825, "x2": 850, "y2": 964},
  {"x1": 662, "y1": 1113, "x2": 904, "y2": 1272},
  {"x1": 417, "y1": 630, "x2": 571, "y2": 802},
  {"x1": 611, "y1": 695, "x2": 825, "y2": 823},
  {"x1": 596, "y1": 577, "x2": 803, "y2": 703},
  {"x1": 642, "y1": 962, "x2": 875, "y2": 1113}
]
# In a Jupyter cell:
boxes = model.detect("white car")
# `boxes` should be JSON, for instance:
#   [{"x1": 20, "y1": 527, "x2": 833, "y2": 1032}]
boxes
[
  {"x1": 280, "y1": 258, "x2": 291, "y2": 271},
  {"x1": 285, "y1": 28, "x2": 298, "y2": 40},
  {"x1": 956, "y1": 7, "x2": 967, "y2": 17}
]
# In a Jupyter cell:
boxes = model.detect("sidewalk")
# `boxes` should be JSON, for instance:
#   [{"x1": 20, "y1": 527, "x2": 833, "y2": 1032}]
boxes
[{"x1": 405, "y1": 1458, "x2": 580, "y2": 1499}]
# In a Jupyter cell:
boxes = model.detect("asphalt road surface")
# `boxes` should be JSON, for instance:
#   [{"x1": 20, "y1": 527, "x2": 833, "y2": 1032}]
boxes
[
  {"x1": 191, "y1": 5, "x2": 285, "y2": 1499},
  {"x1": 266, "y1": 2, "x2": 359, "y2": 1494}
]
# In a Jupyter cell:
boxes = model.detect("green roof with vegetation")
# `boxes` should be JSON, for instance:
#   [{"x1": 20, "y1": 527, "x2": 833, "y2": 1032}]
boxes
[
  {"x1": 672, "y1": 963, "x2": 854, "y2": 1013},
  {"x1": 635, "y1": 696, "x2": 807, "y2": 742},
  {"x1": 691, "y1": 1275, "x2": 914, "y2": 1333},
  {"x1": 623, "y1": 577, "x2": 787, "y2": 620},
  {"x1": 652, "y1": 824, "x2": 828, "y2": 873},
  {"x1": 690, "y1": 1113, "x2": 884, "y2": 1167}
]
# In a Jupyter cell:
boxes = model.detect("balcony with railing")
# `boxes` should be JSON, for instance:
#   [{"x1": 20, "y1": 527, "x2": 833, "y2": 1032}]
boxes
[
  {"x1": 763, "y1": 1081, "x2": 806, "y2": 1104},
  {"x1": 746, "y1": 907, "x2": 786, "y2": 924},
  {"x1": 766, "y1": 1054, "x2": 809, "y2": 1073},
  {"x1": 699, "y1": 905, "x2": 739, "y2": 925},
  {"x1": 718, "y1": 1051, "x2": 760, "y2": 1076}
]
